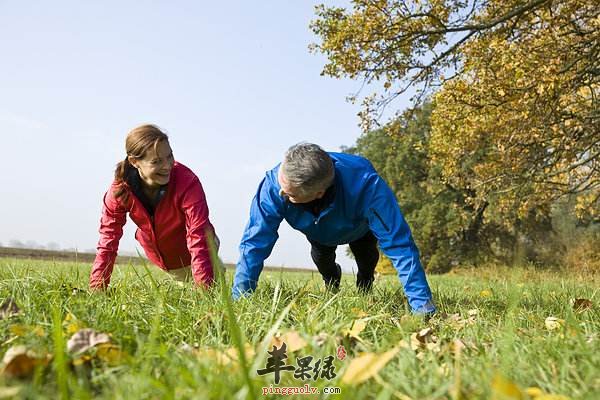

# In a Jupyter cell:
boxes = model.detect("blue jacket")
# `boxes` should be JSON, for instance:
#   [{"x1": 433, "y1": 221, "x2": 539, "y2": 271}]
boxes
[{"x1": 232, "y1": 152, "x2": 435, "y2": 313}]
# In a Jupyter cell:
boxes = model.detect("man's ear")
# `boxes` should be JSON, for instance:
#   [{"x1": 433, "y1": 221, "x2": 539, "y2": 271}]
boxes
[{"x1": 315, "y1": 190, "x2": 326, "y2": 199}]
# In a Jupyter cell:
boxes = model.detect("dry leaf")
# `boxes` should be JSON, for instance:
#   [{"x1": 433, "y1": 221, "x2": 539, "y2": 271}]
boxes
[
  {"x1": 196, "y1": 344, "x2": 254, "y2": 367},
  {"x1": 343, "y1": 319, "x2": 367, "y2": 339},
  {"x1": 572, "y1": 298, "x2": 592, "y2": 312},
  {"x1": 71, "y1": 354, "x2": 93, "y2": 367},
  {"x1": 312, "y1": 332, "x2": 329, "y2": 347},
  {"x1": 223, "y1": 344, "x2": 255, "y2": 363},
  {"x1": 490, "y1": 374, "x2": 523, "y2": 400},
  {"x1": 271, "y1": 331, "x2": 307, "y2": 353},
  {"x1": 480, "y1": 290, "x2": 492, "y2": 298},
  {"x1": 0, "y1": 386, "x2": 21, "y2": 398},
  {"x1": 63, "y1": 313, "x2": 86, "y2": 335},
  {"x1": 450, "y1": 339, "x2": 466, "y2": 356},
  {"x1": 67, "y1": 329, "x2": 111, "y2": 354},
  {"x1": 341, "y1": 347, "x2": 400, "y2": 385},
  {"x1": 95, "y1": 343, "x2": 127, "y2": 365},
  {"x1": 8, "y1": 324, "x2": 45, "y2": 338},
  {"x1": 1, "y1": 346, "x2": 50, "y2": 378},
  {"x1": 525, "y1": 387, "x2": 545, "y2": 397},
  {"x1": 0, "y1": 298, "x2": 20, "y2": 319},
  {"x1": 351, "y1": 308, "x2": 369, "y2": 318},
  {"x1": 544, "y1": 317, "x2": 564, "y2": 331}
]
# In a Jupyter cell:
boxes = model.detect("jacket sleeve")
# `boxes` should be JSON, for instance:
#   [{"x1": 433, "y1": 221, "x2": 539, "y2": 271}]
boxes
[
  {"x1": 181, "y1": 177, "x2": 215, "y2": 287},
  {"x1": 232, "y1": 176, "x2": 283, "y2": 298},
  {"x1": 90, "y1": 187, "x2": 127, "y2": 289},
  {"x1": 365, "y1": 175, "x2": 436, "y2": 313}
]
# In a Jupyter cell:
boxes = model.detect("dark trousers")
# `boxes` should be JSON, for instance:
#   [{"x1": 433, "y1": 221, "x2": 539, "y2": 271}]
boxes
[{"x1": 308, "y1": 231, "x2": 379, "y2": 291}]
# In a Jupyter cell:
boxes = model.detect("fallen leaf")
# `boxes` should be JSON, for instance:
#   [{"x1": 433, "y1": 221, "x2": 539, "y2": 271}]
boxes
[
  {"x1": 491, "y1": 374, "x2": 523, "y2": 400},
  {"x1": 223, "y1": 344, "x2": 255, "y2": 363},
  {"x1": 343, "y1": 319, "x2": 367, "y2": 339},
  {"x1": 572, "y1": 298, "x2": 592, "y2": 313},
  {"x1": 480, "y1": 290, "x2": 492, "y2": 298},
  {"x1": 196, "y1": 344, "x2": 254, "y2": 367},
  {"x1": 312, "y1": 333, "x2": 329, "y2": 347},
  {"x1": 450, "y1": 339, "x2": 466, "y2": 356},
  {"x1": 341, "y1": 347, "x2": 400, "y2": 385},
  {"x1": 525, "y1": 387, "x2": 545, "y2": 397},
  {"x1": 8, "y1": 324, "x2": 45, "y2": 338},
  {"x1": 351, "y1": 308, "x2": 369, "y2": 318},
  {"x1": 1, "y1": 346, "x2": 50, "y2": 378},
  {"x1": 271, "y1": 331, "x2": 307, "y2": 353},
  {"x1": 0, "y1": 298, "x2": 20, "y2": 319},
  {"x1": 71, "y1": 354, "x2": 92, "y2": 367},
  {"x1": 95, "y1": 343, "x2": 127, "y2": 365},
  {"x1": 67, "y1": 329, "x2": 111, "y2": 354},
  {"x1": 63, "y1": 313, "x2": 86, "y2": 335},
  {"x1": 544, "y1": 317, "x2": 564, "y2": 331},
  {"x1": 0, "y1": 386, "x2": 21, "y2": 398}
]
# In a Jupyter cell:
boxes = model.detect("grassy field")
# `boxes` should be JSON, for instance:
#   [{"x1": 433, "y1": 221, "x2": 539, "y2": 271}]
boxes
[{"x1": 0, "y1": 257, "x2": 598, "y2": 399}]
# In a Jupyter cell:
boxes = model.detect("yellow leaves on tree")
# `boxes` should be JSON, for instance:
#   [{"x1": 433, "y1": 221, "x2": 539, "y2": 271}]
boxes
[{"x1": 312, "y1": 0, "x2": 599, "y2": 220}]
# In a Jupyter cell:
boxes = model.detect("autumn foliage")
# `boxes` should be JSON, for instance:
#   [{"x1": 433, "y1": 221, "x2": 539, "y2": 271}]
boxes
[{"x1": 312, "y1": 0, "x2": 599, "y2": 269}]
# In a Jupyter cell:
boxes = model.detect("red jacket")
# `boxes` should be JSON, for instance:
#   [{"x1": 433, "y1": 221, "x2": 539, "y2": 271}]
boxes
[{"x1": 90, "y1": 162, "x2": 216, "y2": 288}]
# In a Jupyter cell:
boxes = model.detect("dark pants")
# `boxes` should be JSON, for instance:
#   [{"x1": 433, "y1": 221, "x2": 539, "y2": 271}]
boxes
[{"x1": 308, "y1": 231, "x2": 379, "y2": 292}]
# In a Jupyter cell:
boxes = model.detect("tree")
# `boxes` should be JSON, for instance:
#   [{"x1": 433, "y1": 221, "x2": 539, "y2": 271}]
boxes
[
  {"x1": 347, "y1": 103, "x2": 501, "y2": 272},
  {"x1": 311, "y1": 0, "x2": 599, "y2": 220}
]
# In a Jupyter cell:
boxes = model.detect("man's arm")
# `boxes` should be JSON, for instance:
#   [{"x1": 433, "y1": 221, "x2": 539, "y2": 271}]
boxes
[
  {"x1": 232, "y1": 176, "x2": 284, "y2": 298},
  {"x1": 366, "y1": 175, "x2": 436, "y2": 314}
]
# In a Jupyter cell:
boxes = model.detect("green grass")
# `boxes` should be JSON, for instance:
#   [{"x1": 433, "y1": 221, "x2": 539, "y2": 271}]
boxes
[{"x1": 0, "y1": 257, "x2": 598, "y2": 399}]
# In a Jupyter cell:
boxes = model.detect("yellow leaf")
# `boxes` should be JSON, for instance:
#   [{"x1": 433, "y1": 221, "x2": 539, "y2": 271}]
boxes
[
  {"x1": 341, "y1": 347, "x2": 400, "y2": 385},
  {"x1": 95, "y1": 344, "x2": 127, "y2": 366},
  {"x1": 491, "y1": 374, "x2": 523, "y2": 400},
  {"x1": 525, "y1": 387, "x2": 545, "y2": 397},
  {"x1": 480, "y1": 290, "x2": 492, "y2": 298},
  {"x1": 271, "y1": 331, "x2": 307, "y2": 353},
  {"x1": 343, "y1": 319, "x2": 367, "y2": 339},
  {"x1": 8, "y1": 324, "x2": 28, "y2": 337},
  {"x1": 1, "y1": 346, "x2": 50, "y2": 378},
  {"x1": 351, "y1": 308, "x2": 369, "y2": 318},
  {"x1": 8, "y1": 324, "x2": 46, "y2": 337},
  {"x1": 544, "y1": 317, "x2": 564, "y2": 331},
  {"x1": 223, "y1": 343, "x2": 255, "y2": 363},
  {"x1": 0, "y1": 386, "x2": 21, "y2": 398}
]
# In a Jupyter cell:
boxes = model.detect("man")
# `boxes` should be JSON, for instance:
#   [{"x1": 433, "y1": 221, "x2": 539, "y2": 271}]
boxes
[{"x1": 232, "y1": 143, "x2": 436, "y2": 314}]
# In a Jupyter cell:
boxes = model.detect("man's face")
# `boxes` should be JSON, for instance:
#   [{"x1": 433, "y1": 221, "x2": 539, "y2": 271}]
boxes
[
  {"x1": 277, "y1": 168, "x2": 325, "y2": 204},
  {"x1": 129, "y1": 140, "x2": 174, "y2": 188}
]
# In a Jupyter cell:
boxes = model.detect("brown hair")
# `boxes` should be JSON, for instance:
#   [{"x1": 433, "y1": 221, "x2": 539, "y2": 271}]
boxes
[{"x1": 113, "y1": 124, "x2": 169, "y2": 201}]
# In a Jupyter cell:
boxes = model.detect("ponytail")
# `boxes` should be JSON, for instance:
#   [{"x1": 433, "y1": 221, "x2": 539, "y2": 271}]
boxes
[
  {"x1": 113, "y1": 157, "x2": 133, "y2": 202},
  {"x1": 112, "y1": 124, "x2": 169, "y2": 203}
]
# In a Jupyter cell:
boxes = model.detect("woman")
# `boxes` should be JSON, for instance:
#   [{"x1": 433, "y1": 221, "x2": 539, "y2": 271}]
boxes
[{"x1": 90, "y1": 124, "x2": 217, "y2": 289}]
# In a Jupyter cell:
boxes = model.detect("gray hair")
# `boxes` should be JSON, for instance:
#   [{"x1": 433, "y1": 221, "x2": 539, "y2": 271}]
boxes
[{"x1": 281, "y1": 142, "x2": 334, "y2": 195}]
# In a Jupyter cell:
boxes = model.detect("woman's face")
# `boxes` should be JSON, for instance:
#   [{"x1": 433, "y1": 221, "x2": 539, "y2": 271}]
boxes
[{"x1": 130, "y1": 140, "x2": 174, "y2": 188}]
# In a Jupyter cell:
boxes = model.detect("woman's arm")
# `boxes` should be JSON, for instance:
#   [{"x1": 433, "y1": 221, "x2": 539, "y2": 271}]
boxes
[
  {"x1": 89, "y1": 187, "x2": 128, "y2": 289},
  {"x1": 182, "y1": 177, "x2": 215, "y2": 287}
]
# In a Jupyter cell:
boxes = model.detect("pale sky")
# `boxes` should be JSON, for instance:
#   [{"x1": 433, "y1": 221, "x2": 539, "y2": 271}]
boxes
[{"x1": 0, "y1": 1, "x2": 409, "y2": 272}]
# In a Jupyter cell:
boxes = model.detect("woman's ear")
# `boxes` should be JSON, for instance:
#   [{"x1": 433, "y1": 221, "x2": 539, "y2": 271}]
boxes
[{"x1": 128, "y1": 155, "x2": 139, "y2": 169}]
